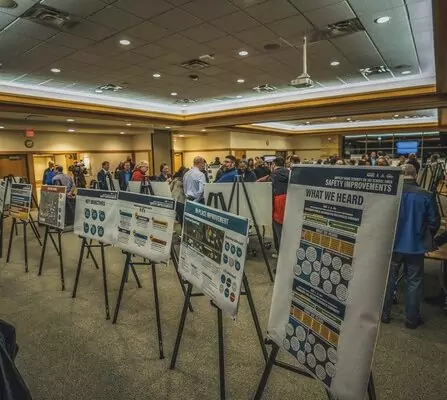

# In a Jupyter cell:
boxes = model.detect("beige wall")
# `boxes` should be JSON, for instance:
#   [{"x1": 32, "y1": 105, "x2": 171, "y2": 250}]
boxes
[
  {"x1": 230, "y1": 131, "x2": 289, "y2": 150},
  {"x1": 132, "y1": 133, "x2": 152, "y2": 150},
  {"x1": 179, "y1": 132, "x2": 231, "y2": 167},
  {"x1": 290, "y1": 134, "x2": 342, "y2": 160}
]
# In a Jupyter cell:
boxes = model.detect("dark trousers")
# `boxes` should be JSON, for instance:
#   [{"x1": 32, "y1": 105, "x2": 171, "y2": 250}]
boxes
[
  {"x1": 176, "y1": 202, "x2": 185, "y2": 225},
  {"x1": 272, "y1": 221, "x2": 283, "y2": 252}
]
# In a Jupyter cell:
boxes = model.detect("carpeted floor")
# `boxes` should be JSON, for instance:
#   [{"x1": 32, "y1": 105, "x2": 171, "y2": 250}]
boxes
[{"x1": 1, "y1": 217, "x2": 446, "y2": 400}]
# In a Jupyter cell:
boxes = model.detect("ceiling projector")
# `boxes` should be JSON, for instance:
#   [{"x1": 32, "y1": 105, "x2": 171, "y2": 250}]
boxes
[{"x1": 291, "y1": 73, "x2": 314, "y2": 88}]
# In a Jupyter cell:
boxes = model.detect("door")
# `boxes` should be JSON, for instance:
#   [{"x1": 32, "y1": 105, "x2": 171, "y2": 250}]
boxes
[
  {"x1": 234, "y1": 150, "x2": 246, "y2": 160},
  {"x1": 0, "y1": 155, "x2": 28, "y2": 179},
  {"x1": 173, "y1": 152, "x2": 183, "y2": 173}
]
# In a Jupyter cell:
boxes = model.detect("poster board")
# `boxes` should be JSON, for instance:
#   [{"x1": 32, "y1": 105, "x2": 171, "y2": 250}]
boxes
[
  {"x1": 10, "y1": 183, "x2": 32, "y2": 221},
  {"x1": 178, "y1": 201, "x2": 249, "y2": 317},
  {"x1": 267, "y1": 166, "x2": 403, "y2": 400},
  {"x1": 74, "y1": 189, "x2": 118, "y2": 244},
  {"x1": 127, "y1": 181, "x2": 141, "y2": 193},
  {"x1": 112, "y1": 178, "x2": 120, "y2": 192},
  {"x1": 207, "y1": 165, "x2": 221, "y2": 183},
  {"x1": 113, "y1": 191, "x2": 176, "y2": 262},
  {"x1": 149, "y1": 181, "x2": 173, "y2": 198},
  {"x1": 38, "y1": 185, "x2": 67, "y2": 229},
  {"x1": 204, "y1": 182, "x2": 272, "y2": 226},
  {"x1": 0, "y1": 179, "x2": 11, "y2": 215}
]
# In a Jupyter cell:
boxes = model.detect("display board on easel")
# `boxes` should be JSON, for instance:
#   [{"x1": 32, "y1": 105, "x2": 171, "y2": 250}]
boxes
[
  {"x1": 0, "y1": 179, "x2": 11, "y2": 215},
  {"x1": 10, "y1": 183, "x2": 32, "y2": 221},
  {"x1": 38, "y1": 185, "x2": 66, "y2": 229},
  {"x1": 262, "y1": 165, "x2": 403, "y2": 400}
]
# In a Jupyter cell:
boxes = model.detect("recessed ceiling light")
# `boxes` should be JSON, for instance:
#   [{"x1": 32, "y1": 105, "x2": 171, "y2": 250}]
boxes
[
  {"x1": 238, "y1": 50, "x2": 249, "y2": 56},
  {"x1": 401, "y1": 70, "x2": 411, "y2": 75},
  {"x1": 375, "y1": 16, "x2": 390, "y2": 24},
  {"x1": 153, "y1": 73, "x2": 161, "y2": 78},
  {"x1": 179, "y1": 134, "x2": 185, "y2": 137},
  {"x1": 404, "y1": 115, "x2": 410, "y2": 119},
  {"x1": 394, "y1": 114, "x2": 399, "y2": 118},
  {"x1": 330, "y1": 61, "x2": 340, "y2": 67},
  {"x1": 95, "y1": 89, "x2": 103, "y2": 93},
  {"x1": 165, "y1": 126, "x2": 171, "y2": 129},
  {"x1": 119, "y1": 39, "x2": 131, "y2": 46},
  {"x1": 237, "y1": 78, "x2": 245, "y2": 83},
  {"x1": 120, "y1": 131, "x2": 125, "y2": 134},
  {"x1": 171, "y1": 92, "x2": 178, "y2": 96},
  {"x1": 236, "y1": 95, "x2": 243, "y2": 99},
  {"x1": 305, "y1": 121, "x2": 310, "y2": 125},
  {"x1": 0, "y1": 126, "x2": 4, "y2": 129},
  {"x1": 347, "y1": 118, "x2": 352, "y2": 121},
  {"x1": 126, "y1": 123, "x2": 132, "y2": 126},
  {"x1": 51, "y1": 68, "x2": 61, "y2": 73},
  {"x1": 201, "y1": 129, "x2": 207, "y2": 132},
  {"x1": 66, "y1": 118, "x2": 75, "y2": 122},
  {"x1": 68, "y1": 129, "x2": 75, "y2": 132}
]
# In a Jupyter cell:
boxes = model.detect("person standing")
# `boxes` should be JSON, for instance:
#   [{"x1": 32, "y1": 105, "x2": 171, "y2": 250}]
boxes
[
  {"x1": 407, "y1": 153, "x2": 420, "y2": 174},
  {"x1": 114, "y1": 161, "x2": 124, "y2": 179},
  {"x1": 118, "y1": 161, "x2": 132, "y2": 191},
  {"x1": 237, "y1": 159, "x2": 256, "y2": 182},
  {"x1": 126, "y1": 155, "x2": 135, "y2": 171},
  {"x1": 97, "y1": 161, "x2": 111, "y2": 190},
  {"x1": 52, "y1": 165, "x2": 74, "y2": 194},
  {"x1": 170, "y1": 166, "x2": 188, "y2": 224},
  {"x1": 183, "y1": 156, "x2": 206, "y2": 203},
  {"x1": 382, "y1": 164, "x2": 439, "y2": 329},
  {"x1": 131, "y1": 161, "x2": 149, "y2": 181},
  {"x1": 156, "y1": 163, "x2": 171, "y2": 182},
  {"x1": 216, "y1": 155, "x2": 237, "y2": 183},
  {"x1": 42, "y1": 161, "x2": 55, "y2": 185},
  {"x1": 271, "y1": 157, "x2": 290, "y2": 259}
]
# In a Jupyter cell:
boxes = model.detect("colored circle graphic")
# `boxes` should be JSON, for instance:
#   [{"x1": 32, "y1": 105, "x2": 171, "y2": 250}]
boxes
[{"x1": 91, "y1": 209, "x2": 98, "y2": 220}]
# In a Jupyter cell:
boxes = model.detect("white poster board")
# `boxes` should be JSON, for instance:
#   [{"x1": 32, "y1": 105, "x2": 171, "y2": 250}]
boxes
[
  {"x1": 204, "y1": 182, "x2": 272, "y2": 226},
  {"x1": 10, "y1": 183, "x2": 32, "y2": 221},
  {"x1": 150, "y1": 181, "x2": 173, "y2": 198},
  {"x1": 179, "y1": 201, "x2": 249, "y2": 317},
  {"x1": 127, "y1": 181, "x2": 140, "y2": 193},
  {"x1": 268, "y1": 166, "x2": 403, "y2": 400},
  {"x1": 38, "y1": 185, "x2": 67, "y2": 229},
  {"x1": 113, "y1": 191, "x2": 176, "y2": 262},
  {"x1": 0, "y1": 179, "x2": 11, "y2": 215},
  {"x1": 74, "y1": 189, "x2": 118, "y2": 243}
]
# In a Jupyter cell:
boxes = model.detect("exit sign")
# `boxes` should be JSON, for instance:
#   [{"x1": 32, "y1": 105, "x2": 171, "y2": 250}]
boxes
[{"x1": 25, "y1": 129, "x2": 35, "y2": 138}]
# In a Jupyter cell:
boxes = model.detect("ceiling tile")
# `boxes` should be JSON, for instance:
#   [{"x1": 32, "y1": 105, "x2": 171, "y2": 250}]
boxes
[
  {"x1": 150, "y1": 8, "x2": 202, "y2": 32},
  {"x1": 410, "y1": 16, "x2": 432, "y2": 34},
  {"x1": 114, "y1": 0, "x2": 174, "y2": 19},
  {"x1": 110, "y1": 52, "x2": 151, "y2": 66},
  {"x1": 156, "y1": 33, "x2": 197, "y2": 51},
  {"x1": 234, "y1": 25, "x2": 278, "y2": 44},
  {"x1": 211, "y1": 11, "x2": 260, "y2": 33},
  {"x1": 46, "y1": 32, "x2": 95, "y2": 50},
  {"x1": 69, "y1": 20, "x2": 117, "y2": 41},
  {"x1": 207, "y1": 35, "x2": 248, "y2": 52},
  {"x1": 181, "y1": 23, "x2": 227, "y2": 43},
  {"x1": 166, "y1": 0, "x2": 191, "y2": 5},
  {"x1": 87, "y1": 5, "x2": 144, "y2": 30},
  {"x1": 163, "y1": 65, "x2": 189, "y2": 75},
  {"x1": 181, "y1": 0, "x2": 239, "y2": 20},
  {"x1": 267, "y1": 14, "x2": 313, "y2": 38},
  {"x1": 41, "y1": 0, "x2": 107, "y2": 18},
  {"x1": 347, "y1": 0, "x2": 404, "y2": 16},
  {"x1": 3, "y1": 18, "x2": 57, "y2": 41},
  {"x1": 229, "y1": 0, "x2": 270, "y2": 8},
  {"x1": 0, "y1": 0, "x2": 37, "y2": 17},
  {"x1": 288, "y1": 0, "x2": 342, "y2": 13},
  {"x1": 125, "y1": 21, "x2": 169, "y2": 42},
  {"x1": 0, "y1": 11, "x2": 15, "y2": 30},
  {"x1": 132, "y1": 43, "x2": 171, "y2": 58},
  {"x1": 304, "y1": 1, "x2": 355, "y2": 27},
  {"x1": 0, "y1": 32, "x2": 41, "y2": 59},
  {"x1": 157, "y1": 52, "x2": 189, "y2": 64},
  {"x1": 244, "y1": 0, "x2": 299, "y2": 23}
]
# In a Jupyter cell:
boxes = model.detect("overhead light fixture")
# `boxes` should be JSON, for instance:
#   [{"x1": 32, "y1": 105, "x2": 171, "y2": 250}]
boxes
[
  {"x1": 51, "y1": 68, "x2": 61, "y2": 73},
  {"x1": 394, "y1": 114, "x2": 399, "y2": 118},
  {"x1": 120, "y1": 131, "x2": 125, "y2": 135},
  {"x1": 179, "y1": 134, "x2": 185, "y2": 137},
  {"x1": 0, "y1": 0, "x2": 18, "y2": 8},
  {"x1": 401, "y1": 70, "x2": 411, "y2": 75},
  {"x1": 201, "y1": 129, "x2": 207, "y2": 132},
  {"x1": 95, "y1": 89, "x2": 103, "y2": 93},
  {"x1": 238, "y1": 50, "x2": 249, "y2": 56},
  {"x1": 126, "y1": 123, "x2": 132, "y2": 126},
  {"x1": 375, "y1": 16, "x2": 390, "y2": 24},
  {"x1": 0, "y1": 126, "x2": 4, "y2": 129},
  {"x1": 237, "y1": 78, "x2": 245, "y2": 83},
  {"x1": 236, "y1": 95, "x2": 243, "y2": 99},
  {"x1": 165, "y1": 126, "x2": 171, "y2": 129},
  {"x1": 305, "y1": 121, "x2": 310, "y2": 125},
  {"x1": 66, "y1": 118, "x2": 75, "y2": 122},
  {"x1": 68, "y1": 129, "x2": 75, "y2": 132},
  {"x1": 330, "y1": 61, "x2": 340, "y2": 67},
  {"x1": 153, "y1": 73, "x2": 161, "y2": 78},
  {"x1": 347, "y1": 118, "x2": 352, "y2": 121},
  {"x1": 171, "y1": 92, "x2": 178, "y2": 96},
  {"x1": 119, "y1": 39, "x2": 131, "y2": 46}
]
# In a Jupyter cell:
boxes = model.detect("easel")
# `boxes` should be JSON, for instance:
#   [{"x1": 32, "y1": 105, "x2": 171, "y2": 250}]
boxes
[
  {"x1": 0, "y1": 176, "x2": 12, "y2": 259},
  {"x1": 19, "y1": 177, "x2": 42, "y2": 241},
  {"x1": 169, "y1": 197, "x2": 268, "y2": 400},
  {"x1": 253, "y1": 341, "x2": 377, "y2": 400}
]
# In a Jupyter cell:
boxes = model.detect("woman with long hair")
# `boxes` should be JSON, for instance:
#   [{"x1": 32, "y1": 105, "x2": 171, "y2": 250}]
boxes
[
  {"x1": 170, "y1": 166, "x2": 188, "y2": 224},
  {"x1": 131, "y1": 160, "x2": 149, "y2": 181}
]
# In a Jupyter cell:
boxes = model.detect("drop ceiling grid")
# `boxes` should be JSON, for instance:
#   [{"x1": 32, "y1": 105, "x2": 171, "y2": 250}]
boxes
[{"x1": 0, "y1": 0, "x2": 433, "y2": 106}]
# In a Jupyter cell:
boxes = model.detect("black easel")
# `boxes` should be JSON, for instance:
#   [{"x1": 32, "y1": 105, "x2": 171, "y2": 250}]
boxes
[
  {"x1": 38, "y1": 225, "x2": 67, "y2": 291},
  {"x1": 18, "y1": 177, "x2": 41, "y2": 241},
  {"x1": 254, "y1": 341, "x2": 377, "y2": 400},
  {"x1": 169, "y1": 198, "x2": 268, "y2": 400},
  {"x1": 72, "y1": 237, "x2": 112, "y2": 320},
  {"x1": 0, "y1": 176, "x2": 12, "y2": 259}
]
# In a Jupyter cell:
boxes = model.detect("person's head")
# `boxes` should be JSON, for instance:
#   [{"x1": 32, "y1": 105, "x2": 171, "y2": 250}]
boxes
[
  {"x1": 102, "y1": 161, "x2": 110, "y2": 171},
  {"x1": 136, "y1": 160, "x2": 149, "y2": 174},
  {"x1": 214, "y1": 157, "x2": 220, "y2": 163},
  {"x1": 55, "y1": 165, "x2": 63, "y2": 173},
  {"x1": 409, "y1": 153, "x2": 416, "y2": 161},
  {"x1": 238, "y1": 160, "x2": 248, "y2": 172},
  {"x1": 193, "y1": 156, "x2": 205, "y2": 170},
  {"x1": 255, "y1": 156, "x2": 260, "y2": 162},
  {"x1": 370, "y1": 151, "x2": 377, "y2": 159},
  {"x1": 403, "y1": 163, "x2": 417, "y2": 180},
  {"x1": 430, "y1": 153, "x2": 439, "y2": 163},
  {"x1": 160, "y1": 163, "x2": 169, "y2": 175},
  {"x1": 123, "y1": 161, "x2": 131, "y2": 172},
  {"x1": 48, "y1": 161, "x2": 55, "y2": 168},
  {"x1": 377, "y1": 157, "x2": 388, "y2": 166},
  {"x1": 223, "y1": 155, "x2": 236, "y2": 170},
  {"x1": 316, "y1": 159, "x2": 323, "y2": 165},
  {"x1": 174, "y1": 166, "x2": 188, "y2": 178},
  {"x1": 290, "y1": 155, "x2": 301, "y2": 165},
  {"x1": 399, "y1": 155, "x2": 406, "y2": 162},
  {"x1": 241, "y1": 154, "x2": 246, "y2": 160},
  {"x1": 247, "y1": 158, "x2": 254, "y2": 168},
  {"x1": 126, "y1": 155, "x2": 132, "y2": 162},
  {"x1": 336, "y1": 159, "x2": 345, "y2": 165},
  {"x1": 357, "y1": 159, "x2": 366, "y2": 166},
  {"x1": 349, "y1": 159, "x2": 356, "y2": 166},
  {"x1": 272, "y1": 156, "x2": 285, "y2": 169}
]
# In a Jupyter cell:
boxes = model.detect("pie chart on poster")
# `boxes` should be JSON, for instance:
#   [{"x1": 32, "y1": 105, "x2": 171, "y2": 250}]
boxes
[{"x1": 306, "y1": 247, "x2": 317, "y2": 262}]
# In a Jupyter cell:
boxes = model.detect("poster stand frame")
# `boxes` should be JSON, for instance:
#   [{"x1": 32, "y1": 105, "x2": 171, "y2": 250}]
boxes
[
  {"x1": 0, "y1": 176, "x2": 12, "y2": 258},
  {"x1": 18, "y1": 177, "x2": 41, "y2": 240},
  {"x1": 72, "y1": 237, "x2": 112, "y2": 320},
  {"x1": 169, "y1": 195, "x2": 268, "y2": 400}
]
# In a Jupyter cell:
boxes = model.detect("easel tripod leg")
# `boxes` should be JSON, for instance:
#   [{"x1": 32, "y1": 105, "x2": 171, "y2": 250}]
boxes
[
  {"x1": 38, "y1": 226, "x2": 49, "y2": 276},
  {"x1": 6, "y1": 218, "x2": 16, "y2": 263},
  {"x1": 169, "y1": 283, "x2": 193, "y2": 369},
  {"x1": 217, "y1": 307, "x2": 226, "y2": 400},
  {"x1": 100, "y1": 243, "x2": 111, "y2": 320},
  {"x1": 367, "y1": 373, "x2": 377, "y2": 400},
  {"x1": 58, "y1": 230, "x2": 65, "y2": 291},
  {"x1": 112, "y1": 253, "x2": 131, "y2": 324},
  {"x1": 253, "y1": 342, "x2": 280, "y2": 400},
  {"x1": 72, "y1": 238, "x2": 87, "y2": 298},
  {"x1": 130, "y1": 264, "x2": 142, "y2": 288},
  {"x1": 0, "y1": 216, "x2": 4, "y2": 259},
  {"x1": 48, "y1": 231, "x2": 60, "y2": 256},
  {"x1": 151, "y1": 264, "x2": 164, "y2": 360},
  {"x1": 23, "y1": 222, "x2": 28, "y2": 273}
]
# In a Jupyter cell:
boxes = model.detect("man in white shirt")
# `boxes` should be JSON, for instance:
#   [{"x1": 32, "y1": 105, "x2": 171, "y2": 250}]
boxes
[{"x1": 183, "y1": 156, "x2": 206, "y2": 203}]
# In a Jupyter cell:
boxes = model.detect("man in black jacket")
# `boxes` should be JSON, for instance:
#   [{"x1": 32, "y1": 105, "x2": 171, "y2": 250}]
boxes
[{"x1": 97, "y1": 161, "x2": 111, "y2": 190}]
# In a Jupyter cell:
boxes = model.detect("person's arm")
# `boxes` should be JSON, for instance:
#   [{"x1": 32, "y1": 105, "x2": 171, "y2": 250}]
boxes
[
  {"x1": 427, "y1": 192, "x2": 440, "y2": 232},
  {"x1": 197, "y1": 171, "x2": 206, "y2": 200}
]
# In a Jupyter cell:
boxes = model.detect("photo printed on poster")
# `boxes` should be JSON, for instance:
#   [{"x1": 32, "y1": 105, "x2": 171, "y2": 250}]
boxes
[
  {"x1": 267, "y1": 166, "x2": 403, "y2": 400},
  {"x1": 113, "y1": 191, "x2": 176, "y2": 263},
  {"x1": 10, "y1": 183, "x2": 32, "y2": 221},
  {"x1": 74, "y1": 189, "x2": 118, "y2": 244},
  {"x1": 179, "y1": 201, "x2": 249, "y2": 317},
  {"x1": 38, "y1": 185, "x2": 67, "y2": 229}
]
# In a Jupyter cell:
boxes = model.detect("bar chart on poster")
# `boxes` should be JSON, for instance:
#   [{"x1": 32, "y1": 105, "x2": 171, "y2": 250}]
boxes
[{"x1": 268, "y1": 166, "x2": 403, "y2": 400}]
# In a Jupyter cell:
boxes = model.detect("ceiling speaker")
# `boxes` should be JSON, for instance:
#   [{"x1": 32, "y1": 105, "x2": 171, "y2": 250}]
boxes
[{"x1": 0, "y1": 0, "x2": 17, "y2": 8}]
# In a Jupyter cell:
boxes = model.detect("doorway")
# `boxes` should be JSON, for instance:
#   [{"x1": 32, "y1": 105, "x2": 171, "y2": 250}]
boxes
[
  {"x1": 0, "y1": 155, "x2": 28, "y2": 180},
  {"x1": 234, "y1": 150, "x2": 246, "y2": 160},
  {"x1": 173, "y1": 152, "x2": 183, "y2": 173}
]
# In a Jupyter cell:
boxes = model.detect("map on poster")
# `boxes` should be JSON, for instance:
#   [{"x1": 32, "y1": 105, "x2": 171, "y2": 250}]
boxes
[
  {"x1": 113, "y1": 191, "x2": 176, "y2": 262},
  {"x1": 38, "y1": 185, "x2": 67, "y2": 229},
  {"x1": 0, "y1": 179, "x2": 11, "y2": 215},
  {"x1": 10, "y1": 183, "x2": 32, "y2": 221},
  {"x1": 178, "y1": 201, "x2": 249, "y2": 317},
  {"x1": 74, "y1": 189, "x2": 118, "y2": 243},
  {"x1": 267, "y1": 166, "x2": 403, "y2": 400}
]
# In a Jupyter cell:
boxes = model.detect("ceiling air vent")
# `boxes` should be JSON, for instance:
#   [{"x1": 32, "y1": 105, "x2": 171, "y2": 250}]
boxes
[
  {"x1": 253, "y1": 84, "x2": 277, "y2": 93},
  {"x1": 181, "y1": 59, "x2": 210, "y2": 71},
  {"x1": 308, "y1": 18, "x2": 365, "y2": 42},
  {"x1": 21, "y1": 3, "x2": 80, "y2": 30},
  {"x1": 97, "y1": 83, "x2": 123, "y2": 92},
  {"x1": 360, "y1": 65, "x2": 390, "y2": 76},
  {"x1": 175, "y1": 98, "x2": 200, "y2": 104}
]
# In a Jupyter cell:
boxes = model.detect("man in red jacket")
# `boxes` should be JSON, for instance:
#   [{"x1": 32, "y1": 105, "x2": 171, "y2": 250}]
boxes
[{"x1": 271, "y1": 157, "x2": 290, "y2": 259}]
